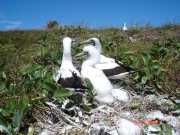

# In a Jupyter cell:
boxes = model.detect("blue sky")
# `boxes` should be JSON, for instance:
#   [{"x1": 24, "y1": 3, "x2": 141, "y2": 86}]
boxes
[{"x1": 0, "y1": 0, "x2": 180, "y2": 30}]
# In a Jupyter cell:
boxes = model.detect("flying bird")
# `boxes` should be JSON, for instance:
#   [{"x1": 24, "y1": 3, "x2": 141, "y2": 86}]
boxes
[
  {"x1": 53, "y1": 37, "x2": 86, "y2": 92},
  {"x1": 79, "y1": 38, "x2": 134, "y2": 80},
  {"x1": 81, "y1": 45, "x2": 130, "y2": 104}
]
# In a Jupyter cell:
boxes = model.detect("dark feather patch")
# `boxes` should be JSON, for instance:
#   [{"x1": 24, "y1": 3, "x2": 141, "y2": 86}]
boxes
[
  {"x1": 57, "y1": 72, "x2": 86, "y2": 91},
  {"x1": 103, "y1": 60, "x2": 135, "y2": 77}
]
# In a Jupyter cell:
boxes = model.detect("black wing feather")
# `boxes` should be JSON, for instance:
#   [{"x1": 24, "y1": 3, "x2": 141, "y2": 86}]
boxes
[
  {"x1": 57, "y1": 72, "x2": 87, "y2": 90},
  {"x1": 103, "y1": 60, "x2": 135, "y2": 77}
]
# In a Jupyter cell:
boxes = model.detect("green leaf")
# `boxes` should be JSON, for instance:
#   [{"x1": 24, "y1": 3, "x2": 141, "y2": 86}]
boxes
[
  {"x1": 43, "y1": 82, "x2": 57, "y2": 90},
  {"x1": 33, "y1": 70, "x2": 43, "y2": 79},
  {"x1": 142, "y1": 52, "x2": 151, "y2": 66},
  {"x1": 141, "y1": 76, "x2": 148, "y2": 84},
  {"x1": 0, "y1": 125, "x2": 12, "y2": 135},
  {"x1": 124, "y1": 51, "x2": 135, "y2": 55},
  {"x1": 20, "y1": 64, "x2": 42, "y2": 75},
  {"x1": 156, "y1": 82, "x2": 162, "y2": 89},
  {"x1": 19, "y1": 97, "x2": 29, "y2": 110},
  {"x1": 23, "y1": 79, "x2": 33, "y2": 89},
  {"x1": 53, "y1": 88, "x2": 73, "y2": 100},
  {"x1": 134, "y1": 73, "x2": 140, "y2": 81},
  {"x1": 12, "y1": 110, "x2": 23, "y2": 133},
  {"x1": 12, "y1": 97, "x2": 29, "y2": 133},
  {"x1": 0, "y1": 112, "x2": 8, "y2": 127},
  {"x1": 8, "y1": 83, "x2": 16, "y2": 95},
  {"x1": 2, "y1": 72, "x2": 7, "y2": 80},
  {"x1": 176, "y1": 43, "x2": 180, "y2": 49},
  {"x1": 144, "y1": 67, "x2": 151, "y2": 80},
  {"x1": 0, "y1": 81, "x2": 6, "y2": 91},
  {"x1": 84, "y1": 79, "x2": 94, "y2": 97},
  {"x1": 132, "y1": 57, "x2": 140, "y2": 67},
  {"x1": 160, "y1": 123, "x2": 173, "y2": 135},
  {"x1": 151, "y1": 61, "x2": 161, "y2": 75}
]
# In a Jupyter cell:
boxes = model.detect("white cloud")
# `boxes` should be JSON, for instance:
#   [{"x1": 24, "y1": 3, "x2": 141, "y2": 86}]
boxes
[{"x1": 0, "y1": 20, "x2": 23, "y2": 30}]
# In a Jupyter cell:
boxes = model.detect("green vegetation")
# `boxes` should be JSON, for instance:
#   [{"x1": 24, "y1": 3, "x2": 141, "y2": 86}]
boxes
[{"x1": 0, "y1": 24, "x2": 180, "y2": 134}]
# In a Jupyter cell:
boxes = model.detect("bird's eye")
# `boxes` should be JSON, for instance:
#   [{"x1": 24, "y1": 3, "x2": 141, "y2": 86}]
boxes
[
  {"x1": 83, "y1": 51, "x2": 89, "y2": 58},
  {"x1": 90, "y1": 40, "x2": 95, "y2": 46},
  {"x1": 84, "y1": 51, "x2": 89, "y2": 55}
]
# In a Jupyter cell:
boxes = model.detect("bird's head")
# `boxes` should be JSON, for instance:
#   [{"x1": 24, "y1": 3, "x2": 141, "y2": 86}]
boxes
[
  {"x1": 82, "y1": 45, "x2": 100, "y2": 63},
  {"x1": 63, "y1": 37, "x2": 76, "y2": 46},
  {"x1": 79, "y1": 37, "x2": 102, "y2": 53}
]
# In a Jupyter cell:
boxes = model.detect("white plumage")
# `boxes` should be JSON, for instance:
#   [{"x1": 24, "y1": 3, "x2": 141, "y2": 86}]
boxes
[
  {"x1": 80, "y1": 38, "x2": 134, "y2": 80},
  {"x1": 122, "y1": 22, "x2": 128, "y2": 31},
  {"x1": 53, "y1": 37, "x2": 85, "y2": 91},
  {"x1": 81, "y1": 45, "x2": 130, "y2": 104},
  {"x1": 54, "y1": 37, "x2": 79, "y2": 81}
]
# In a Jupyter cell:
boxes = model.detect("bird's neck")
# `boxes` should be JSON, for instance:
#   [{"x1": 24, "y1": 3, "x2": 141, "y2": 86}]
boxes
[
  {"x1": 63, "y1": 43, "x2": 72, "y2": 60},
  {"x1": 61, "y1": 44, "x2": 73, "y2": 66},
  {"x1": 96, "y1": 43, "x2": 102, "y2": 53},
  {"x1": 82, "y1": 60, "x2": 93, "y2": 68},
  {"x1": 82, "y1": 57, "x2": 99, "y2": 69}
]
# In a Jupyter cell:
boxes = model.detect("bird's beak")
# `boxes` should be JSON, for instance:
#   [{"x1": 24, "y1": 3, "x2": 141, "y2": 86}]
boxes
[
  {"x1": 71, "y1": 39, "x2": 76, "y2": 45},
  {"x1": 75, "y1": 51, "x2": 88, "y2": 59},
  {"x1": 75, "y1": 52, "x2": 84, "y2": 58},
  {"x1": 72, "y1": 40, "x2": 88, "y2": 48},
  {"x1": 72, "y1": 39, "x2": 85, "y2": 47},
  {"x1": 79, "y1": 39, "x2": 93, "y2": 46}
]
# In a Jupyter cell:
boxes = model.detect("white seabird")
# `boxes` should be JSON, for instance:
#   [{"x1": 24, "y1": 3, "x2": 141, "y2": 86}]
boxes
[
  {"x1": 53, "y1": 37, "x2": 86, "y2": 92},
  {"x1": 81, "y1": 45, "x2": 130, "y2": 104},
  {"x1": 122, "y1": 22, "x2": 128, "y2": 31},
  {"x1": 80, "y1": 38, "x2": 134, "y2": 80}
]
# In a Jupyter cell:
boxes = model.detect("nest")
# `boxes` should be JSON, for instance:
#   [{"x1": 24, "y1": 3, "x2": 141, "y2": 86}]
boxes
[
  {"x1": 31, "y1": 103, "x2": 90, "y2": 135},
  {"x1": 24, "y1": 86, "x2": 180, "y2": 135}
]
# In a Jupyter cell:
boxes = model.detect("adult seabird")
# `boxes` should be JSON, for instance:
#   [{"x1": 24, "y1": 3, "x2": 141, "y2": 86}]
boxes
[
  {"x1": 122, "y1": 22, "x2": 128, "y2": 31},
  {"x1": 80, "y1": 38, "x2": 134, "y2": 79},
  {"x1": 53, "y1": 37, "x2": 86, "y2": 92},
  {"x1": 81, "y1": 45, "x2": 130, "y2": 104}
]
